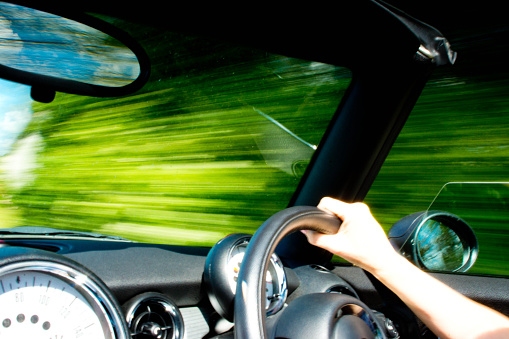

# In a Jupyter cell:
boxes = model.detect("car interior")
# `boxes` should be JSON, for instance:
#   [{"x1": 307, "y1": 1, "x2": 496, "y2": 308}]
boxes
[{"x1": 0, "y1": 1, "x2": 508, "y2": 338}]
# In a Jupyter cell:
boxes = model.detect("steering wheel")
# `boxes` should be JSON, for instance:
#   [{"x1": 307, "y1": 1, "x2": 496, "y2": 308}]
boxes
[{"x1": 233, "y1": 206, "x2": 388, "y2": 339}]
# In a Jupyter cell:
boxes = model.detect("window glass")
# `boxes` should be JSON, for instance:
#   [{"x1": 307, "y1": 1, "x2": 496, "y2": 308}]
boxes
[
  {"x1": 0, "y1": 23, "x2": 351, "y2": 246},
  {"x1": 366, "y1": 51, "x2": 509, "y2": 275}
]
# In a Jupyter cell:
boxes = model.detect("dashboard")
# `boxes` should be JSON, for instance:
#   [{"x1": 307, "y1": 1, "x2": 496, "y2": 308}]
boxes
[{"x1": 0, "y1": 235, "x2": 394, "y2": 338}]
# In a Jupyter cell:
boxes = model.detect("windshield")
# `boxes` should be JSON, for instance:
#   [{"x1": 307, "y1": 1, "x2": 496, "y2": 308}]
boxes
[{"x1": 0, "y1": 18, "x2": 351, "y2": 246}]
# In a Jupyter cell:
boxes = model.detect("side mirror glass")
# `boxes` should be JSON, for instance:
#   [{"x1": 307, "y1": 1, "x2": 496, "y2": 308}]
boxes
[
  {"x1": 0, "y1": 2, "x2": 149, "y2": 99},
  {"x1": 389, "y1": 211, "x2": 478, "y2": 272}
]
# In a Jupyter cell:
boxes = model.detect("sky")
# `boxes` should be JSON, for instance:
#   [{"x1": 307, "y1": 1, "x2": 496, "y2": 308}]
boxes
[{"x1": 0, "y1": 78, "x2": 33, "y2": 156}]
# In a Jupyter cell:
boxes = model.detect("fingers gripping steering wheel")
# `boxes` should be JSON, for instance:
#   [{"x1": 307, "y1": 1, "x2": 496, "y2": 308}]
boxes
[{"x1": 233, "y1": 206, "x2": 387, "y2": 339}]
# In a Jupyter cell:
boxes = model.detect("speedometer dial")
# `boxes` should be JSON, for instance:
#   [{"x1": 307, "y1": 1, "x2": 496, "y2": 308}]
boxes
[
  {"x1": 0, "y1": 249, "x2": 129, "y2": 339},
  {"x1": 0, "y1": 270, "x2": 107, "y2": 338}
]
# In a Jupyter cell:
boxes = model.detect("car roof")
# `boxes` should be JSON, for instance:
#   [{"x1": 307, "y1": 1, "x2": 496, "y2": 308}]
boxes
[{"x1": 13, "y1": 0, "x2": 440, "y2": 68}]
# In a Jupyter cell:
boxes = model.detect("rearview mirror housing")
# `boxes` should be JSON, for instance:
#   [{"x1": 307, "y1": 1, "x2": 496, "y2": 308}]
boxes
[
  {"x1": 0, "y1": 1, "x2": 150, "y2": 101},
  {"x1": 388, "y1": 211, "x2": 478, "y2": 272}
]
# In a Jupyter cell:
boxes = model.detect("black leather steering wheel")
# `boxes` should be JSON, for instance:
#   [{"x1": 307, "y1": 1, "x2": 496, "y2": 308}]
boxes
[{"x1": 233, "y1": 206, "x2": 388, "y2": 339}]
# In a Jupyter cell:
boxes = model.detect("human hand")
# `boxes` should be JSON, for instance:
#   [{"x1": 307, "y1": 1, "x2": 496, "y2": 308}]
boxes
[{"x1": 301, "y1": 197, "x2": 399, "y2": 273}]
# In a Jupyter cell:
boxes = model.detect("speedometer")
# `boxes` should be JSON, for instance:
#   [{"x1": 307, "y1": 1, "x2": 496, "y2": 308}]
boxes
[
  {"x1": 0, "y1": 247, "x2": 129, "y2": 339},
  {"x1": 204, "y1": 234, "x2": 288, "y2": 321}
]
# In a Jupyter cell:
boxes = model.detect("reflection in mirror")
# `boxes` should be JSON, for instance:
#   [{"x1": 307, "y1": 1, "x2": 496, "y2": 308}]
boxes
[
  {"x1": 0, "y1": 2, "x2": 140, "y2": 87},
  {"x1": 416, "y1": 218, "x2": 465, "y2": 271}
]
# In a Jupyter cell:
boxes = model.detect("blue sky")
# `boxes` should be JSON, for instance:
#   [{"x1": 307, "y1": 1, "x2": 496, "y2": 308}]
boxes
[{"x1": 0, "y1": 79, "x2": 33, "y2": 156}]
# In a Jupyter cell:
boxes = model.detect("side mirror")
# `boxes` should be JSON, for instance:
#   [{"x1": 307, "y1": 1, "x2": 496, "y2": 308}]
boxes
[{"x1": 388, "y1": 211, "x2": 478, "y2": 272}]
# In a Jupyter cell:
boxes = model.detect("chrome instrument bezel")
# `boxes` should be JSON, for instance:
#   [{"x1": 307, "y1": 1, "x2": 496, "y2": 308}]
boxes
[
  {"x1": 0, "y1": 260, "x2": 129, "y2": 339},
  {"x1": 226, "y1": 237, "x2": 288, "y2": 316},
  {"x1": 204, "y1": 233, "x2": 288, "y2": 322},
  {"x1": 123, "y1": 292, "x2": 184, "y2": 339}
]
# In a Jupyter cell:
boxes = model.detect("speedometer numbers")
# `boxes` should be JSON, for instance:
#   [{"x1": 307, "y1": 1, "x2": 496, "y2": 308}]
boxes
[
  {"x1": 0, "y1": 270, "x2": 106, "y2": 338},
  {"x1": 0, "y1": 249, "x2": 129, "y2": 339}
]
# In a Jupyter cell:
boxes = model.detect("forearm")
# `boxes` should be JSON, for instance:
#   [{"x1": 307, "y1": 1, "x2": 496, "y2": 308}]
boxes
[
  {"x1": 307, "y1": 198, "x2": 509, "y2": 338},
  {"x1": 371, "y1": 254, "x2": 509, "y2": 339}
]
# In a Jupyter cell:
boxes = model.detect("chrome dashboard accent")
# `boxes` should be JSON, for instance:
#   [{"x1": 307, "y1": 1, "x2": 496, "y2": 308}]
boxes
[
  {"x1": 0, "y1": 259, "x2": 128, "y2": 339},
  {"x1": 204, "y1": 233, "x2": 288, "y2": 322},
  {"x1": 123, "y1": 292, "x2": 184, "y2": 339}
]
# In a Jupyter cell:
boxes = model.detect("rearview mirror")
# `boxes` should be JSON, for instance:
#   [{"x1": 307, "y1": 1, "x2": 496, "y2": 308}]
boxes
[
  {"x1": 0, "y1": 1, "x2": 149, "y2": 101},
  {"x1": 388, "y1": 211, "x2": 478, "y2": 272}
]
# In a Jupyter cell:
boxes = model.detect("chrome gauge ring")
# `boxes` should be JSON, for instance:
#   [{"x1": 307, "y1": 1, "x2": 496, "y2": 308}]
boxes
[
  {"x1": 204, "y1": 233, "x2": 288, "y2": 321},
  {"x1": 226, "y1": 238, "x2": 287, "y2": 316},
  {"x1": 123, "y1": 292, "x2": 184, "y2": 339},
  {"x1": 0, "y1": 249, "x2": 129, "y2": 339}
]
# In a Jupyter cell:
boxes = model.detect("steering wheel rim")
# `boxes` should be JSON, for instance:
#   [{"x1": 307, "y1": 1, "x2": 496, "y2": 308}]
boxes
[
  {"x1": 233, "y1": 206, "x2": 341, "y2": 338},
  {"x1": 233, "y1": 206, "x2": 388, "y2": 338}
]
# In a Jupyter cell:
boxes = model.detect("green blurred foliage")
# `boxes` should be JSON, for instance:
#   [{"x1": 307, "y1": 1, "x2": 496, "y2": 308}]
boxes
[
  {"x1": 366, "y1": 75, "x2": 509, "y2": 223},
  {"x1": 1, "y1": 16, "x2": 508, "y2": 278},
  {"x1": 0, "y1": 29, "x2": 349, "y2": 246},
  {"x1": 421, "y1": 183, "x2": 509, "y2": 276},
  {"x1": 366, "y1": 71, "x2": 509, "y2": 276}
]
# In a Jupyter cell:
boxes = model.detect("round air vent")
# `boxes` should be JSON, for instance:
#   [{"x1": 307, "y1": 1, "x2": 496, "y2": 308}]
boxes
[{"x1": 123, "y1": 292, "x2": 184, "y2": 339}]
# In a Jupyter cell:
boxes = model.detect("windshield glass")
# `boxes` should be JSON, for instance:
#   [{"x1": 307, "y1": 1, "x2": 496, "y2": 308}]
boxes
[
  {"x1": 0, "y1": 18, "x2": 351, "y2": 246},
  {"x1": 364, "y1": 16, "x2": 509, "y2": 276}
]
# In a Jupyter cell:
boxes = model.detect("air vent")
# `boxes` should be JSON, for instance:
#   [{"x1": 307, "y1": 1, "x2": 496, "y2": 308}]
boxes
[{"x1": 123, "y1": 292, "x2": 184, "y2": 339}]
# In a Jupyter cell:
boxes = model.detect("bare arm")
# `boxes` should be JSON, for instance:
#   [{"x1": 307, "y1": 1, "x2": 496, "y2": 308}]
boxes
[{"x1": 301, "y1": 197, "x2": 509, "y2": 339}]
